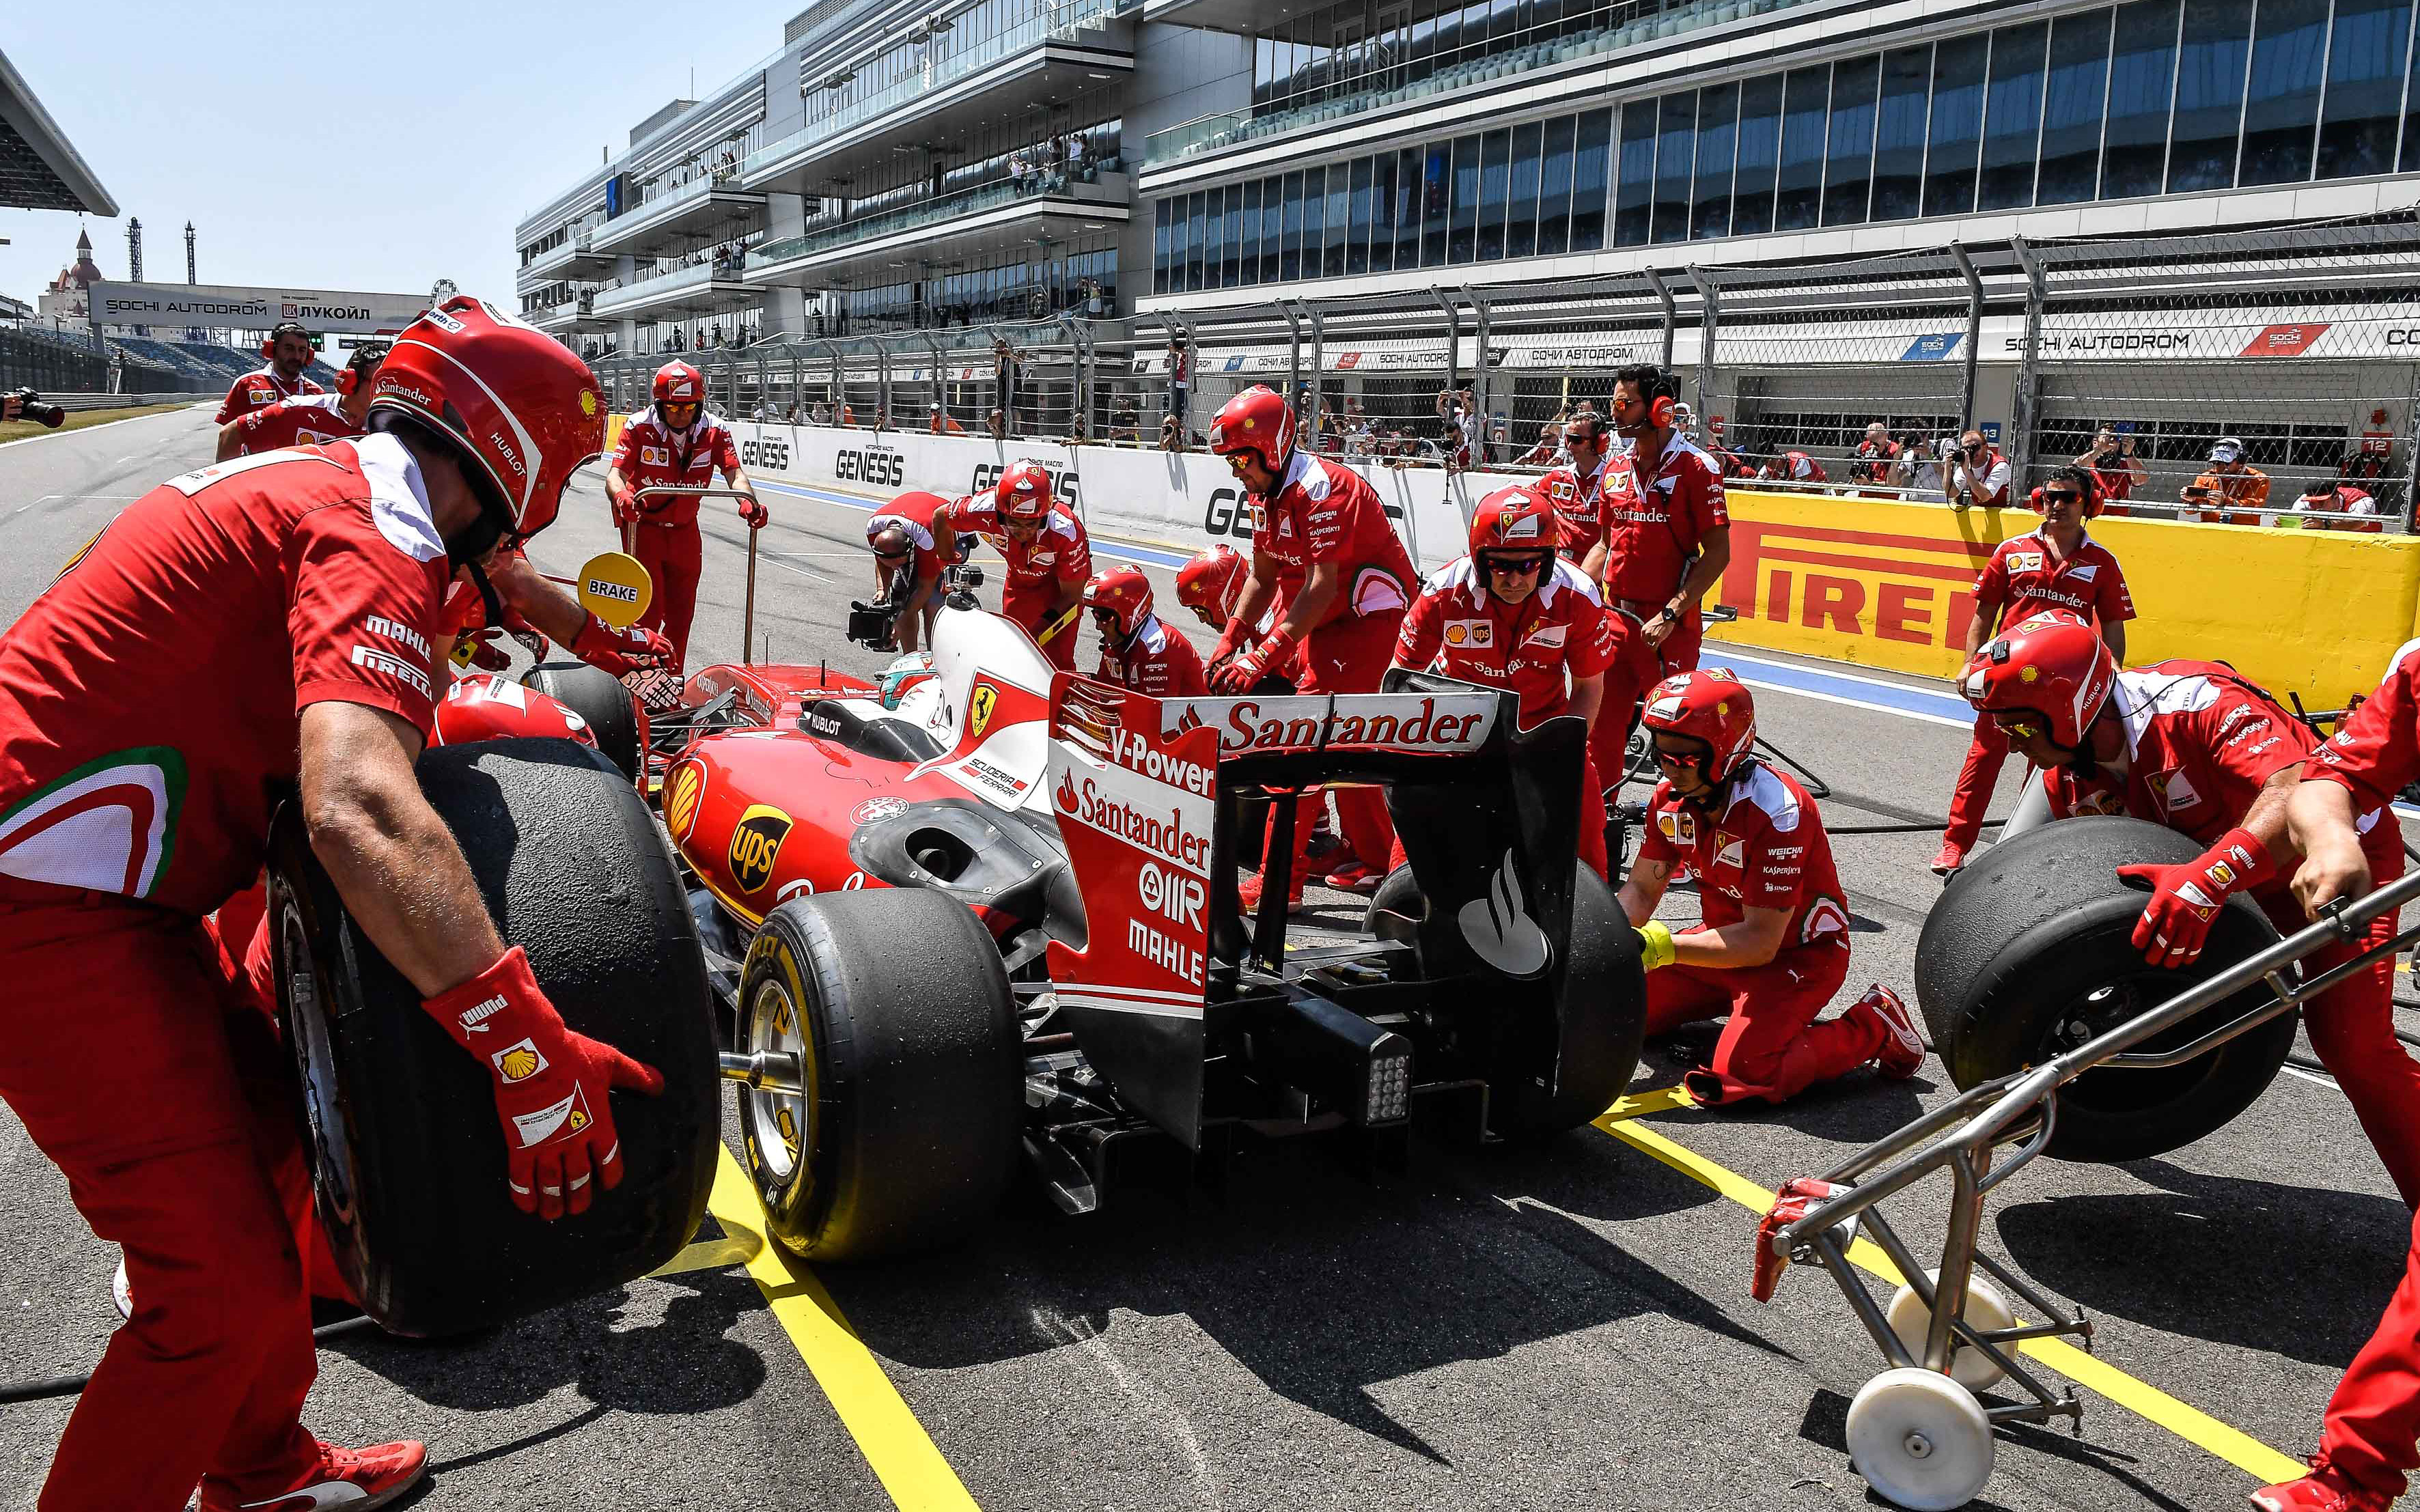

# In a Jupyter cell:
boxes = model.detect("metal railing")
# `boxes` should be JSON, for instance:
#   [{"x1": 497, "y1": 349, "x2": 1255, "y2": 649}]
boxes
[
  {"x1": 592, "y1": 260, "x2": 749, "y2": 316},
  {"x1": 748, "y1": 175, "x2": 1122, "y2": 273},
  {"x1": 745, "y1": 0, "x2": 1125, "y2": 182}
]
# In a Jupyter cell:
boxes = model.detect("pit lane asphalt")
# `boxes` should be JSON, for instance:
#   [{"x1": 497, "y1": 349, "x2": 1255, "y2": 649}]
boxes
[{"x1": 0, "y1": 408, "x2": 2410, "y2": 1511}]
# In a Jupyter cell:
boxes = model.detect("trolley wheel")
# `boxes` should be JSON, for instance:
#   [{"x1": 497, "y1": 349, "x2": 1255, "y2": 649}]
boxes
[
  {"x1": 1846, "y1": 1367, "x2": 1995, "y2": 1512},
  {"x1": 1884, "y1": 1270, "x2": 2017, "y2": 1392}
]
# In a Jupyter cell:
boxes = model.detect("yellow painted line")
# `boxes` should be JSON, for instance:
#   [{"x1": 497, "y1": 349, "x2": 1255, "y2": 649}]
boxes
[
  {"x1": 707, "y1": 1147, "x2": 982, "y2": 1511},
  {"x1": 646, "y1": 1227, "x2": 763, "y2": 1278},
  {"x1": 1594, "y1": 1089, "x2": 2309, "y2": 1486}
]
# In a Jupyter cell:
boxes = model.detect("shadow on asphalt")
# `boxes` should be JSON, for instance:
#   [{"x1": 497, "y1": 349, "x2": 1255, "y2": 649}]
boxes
[
  {"x1": 1994, "y1": 1159, "x2": 2412, "y2": 1367},
  {"x1": 1635, "y1": 1030, "x2": 1938, "y2": 1147},
  {"x1": 1799, "y1": 1386, "x2": 2189, "y2": 1512}
]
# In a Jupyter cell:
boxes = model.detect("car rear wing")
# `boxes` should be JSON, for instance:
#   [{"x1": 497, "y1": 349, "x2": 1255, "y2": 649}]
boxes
[{"x1": 1042, "y1": 667, "x2": 1589, "y2": 1144}]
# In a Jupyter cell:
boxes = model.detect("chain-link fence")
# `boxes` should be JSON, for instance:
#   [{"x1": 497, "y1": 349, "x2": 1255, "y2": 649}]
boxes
[{"x1": 0, "y1": 325, "x2": 190, "y2": 397}]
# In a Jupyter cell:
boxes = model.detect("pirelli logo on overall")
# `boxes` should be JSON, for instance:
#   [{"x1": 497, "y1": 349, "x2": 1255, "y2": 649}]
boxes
[{"x1": 728, "y1": 803, "x2": 793, "y2": 894}]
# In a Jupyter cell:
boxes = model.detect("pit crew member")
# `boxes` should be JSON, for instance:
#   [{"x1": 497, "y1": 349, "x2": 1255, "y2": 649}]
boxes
[
  {"x1": 214, "y1": 320, "x2": 325, "y2": 424},
  {"x1": 1173, "y1": 544, "x2": 1248, "y2": 631},
  {"x1": 865, "y1": 490, "x2": 965, "y2": 654},
  {"x1": 1391, "y1": 484, "x2": 1638, "y2": 879},
  {"x1": 1932, "y1": 466, "x2": 2134, "y2": 876},
  {"x1": 1210, "y1": 383, "x2": 1419, "y2": 904},
  {"x1": 932, "y1": 462, "x2": 1094, "y2": 671},
  {"x1": 2259, "y1": 641, "x2": 2420, "y2": 1511},
  {"x1": 437, "y1": 548, "x2": 675, "y2": 680},
  {"x1": 1085, "y1": 566, "x2": 1206, "y2": 697},
  {"x1": 1602, "y1": 364, "x2": 1730, "y2": 679},
  {"x1": 1538, "y1": 408, "x2": 1635, "y2": 575},
  {"x1": 216, "y1": 344, "x2": 387, "y2": 460},
  {"x1": 604, "y1": 359, "x2": 768, "y2": 671},
  {"x1": 0, "y1": 297, "x2": 662, "y2": 1512},
  {"x1": 1619, "y1": 670, "x2": 1923, "y2": 1104},
  {"x1": 1960, "y1": 609, "x2": 2420, "y2": 1207}
]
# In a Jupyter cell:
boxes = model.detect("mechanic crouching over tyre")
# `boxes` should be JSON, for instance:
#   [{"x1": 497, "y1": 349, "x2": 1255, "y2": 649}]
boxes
[
  {"x1": 2253, "y1": 639, "x2": 2420, "y2": 1512},
  {"x1": 1208, "y1": 383, "x2": 1420, "y2": 908},
  {"x1": 1619, "y1": 671, "x2": 1925, "y2": 1105},
  {"x1": 0, "y1": 296, "x2": 662, "y2": 1512},
  {"x1": 1961, "y1": 609, "x2": 2420, "y2": 1208},
  {"x1": 1391, "y1": 482, "x2": 1638, "y2": 880}
]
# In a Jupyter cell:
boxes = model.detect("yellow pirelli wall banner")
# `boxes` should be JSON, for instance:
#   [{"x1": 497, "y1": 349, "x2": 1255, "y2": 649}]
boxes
[
  {"x1": 1707, "y1": 490, "x2": 2420, "y2": 711},
  {"x1": 603, "y1": 412, "x2": 626, "y2": 456}
]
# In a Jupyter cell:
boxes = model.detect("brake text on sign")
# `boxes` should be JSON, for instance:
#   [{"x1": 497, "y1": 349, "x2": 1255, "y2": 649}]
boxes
[{"x1": 587, "y1": 578, "x2": 640, "y2": 602}]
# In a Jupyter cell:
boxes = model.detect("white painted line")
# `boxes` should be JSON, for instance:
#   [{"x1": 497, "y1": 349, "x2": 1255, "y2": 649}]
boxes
[{"x1": 2282, "y1": 1065, "x2": 2343, "y2": 1091}]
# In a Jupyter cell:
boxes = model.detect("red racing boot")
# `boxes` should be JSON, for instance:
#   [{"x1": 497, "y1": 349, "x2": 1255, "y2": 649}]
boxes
[
  {"x1": 200, "y1": 1440, "x2": 428, "y2": 1512},
  {"x1": 2251, "y1": 1461, "x2": 2392, "y2": 1512},
  {"x1": 1929, "y1": 839, "x2": 1966, "y2": 878},
  {"x1": 1850, "y1": 985, "x2": 1926, "y2": 1078},
  {"x1": 1237, "y1": 867, "x2": 1306, "y2": 915},
  {"x1": 1322, "y1": 860, "x2": 1385, "y2": 895}
]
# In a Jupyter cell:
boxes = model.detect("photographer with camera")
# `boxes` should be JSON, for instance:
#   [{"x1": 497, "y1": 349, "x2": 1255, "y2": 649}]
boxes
[
  {"x1": 3, "y1": 389, "x2": 66, "y2": 430},
  {"x1": 861, "y1": 491, "x2": 964, "y2": 654},
  {"x1": 2074, "y1": 425, "x2": 2147, "y2": 507},
  {"x1": 1946, "y1": 428, "x2": 2012, "y2": 509}
]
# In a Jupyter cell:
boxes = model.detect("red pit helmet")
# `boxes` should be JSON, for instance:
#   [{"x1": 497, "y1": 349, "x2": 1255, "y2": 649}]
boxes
[
  {"x1": 1958, "y1": 607, "x2": 2116, "y2": 752},
  {"x1": 1175, "y1": 544, "x2": 1245, "y2": 626},
  {"x1": 370, "y1": 295, "x2": 605, "y2": 540},
  {"x1": 431, "y1": 675, "x2": 597, "y2": 749},
  {"x1": 1083, "y1": 565, "x2": 1154, "y2": 640},
  {"x1": 1641, "y1": 669, "x2": 1758, "y2": 787},
  {"x1": 1209, "y1": 384, "x2": 1295, "y2": 475},
  {"x1": 1469, "y1": 483, "x2": 1557, "y2": 559},
  {"x1": 995, "y1": 460, "x2": 1055, "y2": 521},
  {"x1": 652, "y1": 361, "x2": 703, "y2": 409},
  {"x1": 336, "y1": 341, "x2": 389, "y2": 397}
]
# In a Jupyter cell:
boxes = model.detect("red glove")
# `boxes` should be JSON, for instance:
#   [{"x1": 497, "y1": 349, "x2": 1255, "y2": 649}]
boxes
[
  {"x1": 421, "y1": 946, "x2": 663, "y2": 1218},
  {"x1": 2117, "y1": 826, "x2": 2275, "y2": 968},
  {"x1": 464, "y1": 629, "x2": 512, "y2": 672},
  {"x1": 737, "y1": 494, "x2": 769, "y2": 530},
  {"x1": 1752, "y1": 1176, "x2": 1848, "y2": 1302},
  {"x1": 608, "y1": 486, "x2": 637, "y2": 529},
  {"x1": 499, "y1": 605, "x2": 550, "y2": 661},
  {"x1": 1208, "y1": 618, "x2": 1248, "y2": 671},
  {"x1": 572, "y1": 613, "x2": 673, "y2": 677},
  {"x1": 1210, "y1": 628, "x2": 1294, "y2": 694}
]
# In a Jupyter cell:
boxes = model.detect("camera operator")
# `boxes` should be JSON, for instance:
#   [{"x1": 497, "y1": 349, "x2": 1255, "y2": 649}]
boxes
[
  {"x1": 2073, "y1": 426, "x2": 2147, "y2": 507},
  {"x1": 1946, "y1": 428, "x2": 2011, "y2": 509}
]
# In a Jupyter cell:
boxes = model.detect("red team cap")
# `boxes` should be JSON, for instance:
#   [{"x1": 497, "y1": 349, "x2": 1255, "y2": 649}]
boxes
[
  {"x1": 1175, "y1": 544, "x2": 1246, "y2": 621},
  {"x1": 1641, "y1": 669, "x2": 1759, "y2": 785},
  {"x1": 995, "y1": 460, "x2": 1055, "y2": 520},
  {"x1": 370, "y1": 295, "x2": 604, "y2": 540},
  {"x1": 1958, "y1": 607, "x2": 2115, "y2": 751},
  {"x1": 1209, "y1": 384, "x2": 1295, "y2": 475},
  {"x1": 1083, "y1": 565, "x2": 1154, "y2": 639},
  {"x1": 652, "y1": 361, "x2": 703, "y2": 406},
  {"x1": 1468, "y1": 483, "x2": 1557, "y2": 558}
]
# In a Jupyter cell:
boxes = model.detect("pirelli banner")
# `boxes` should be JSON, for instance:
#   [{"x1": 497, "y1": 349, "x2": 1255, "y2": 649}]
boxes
[
  {"x1": 723, "y1": 422, "x2": 2420, "y2": 712},
  {"x1": 1712, "y1": 490, "x2": 2420, "y2": 712}
]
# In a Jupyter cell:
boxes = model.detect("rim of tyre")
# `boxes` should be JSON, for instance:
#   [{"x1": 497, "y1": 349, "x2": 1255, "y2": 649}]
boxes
[
  {"x1": 278, "y1": 888, "x2": 359, "y2": 1224},
  {"x1": 2035, "y1": 972, "x2": 2234, "y2": 1113},
  {"x1": 743, "y1": 974, "x2": 813, "y2": 1187}
]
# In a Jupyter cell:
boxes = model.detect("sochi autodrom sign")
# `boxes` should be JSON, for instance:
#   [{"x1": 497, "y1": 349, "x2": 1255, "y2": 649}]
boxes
[{"x1": 87, "y1": 281, "x2": 434, "y2": 335}]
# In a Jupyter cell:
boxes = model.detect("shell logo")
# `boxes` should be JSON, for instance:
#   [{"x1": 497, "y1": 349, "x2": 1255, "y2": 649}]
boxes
[
  {"x1": 1445, "y1": 624, "x2": 1466, "y2": 645},
  {"x1": 2020, "y1": 664, "x2": 2040, "y2": 683},
  {"x1": 665, "y1": 761, "x2": 704, "y2": 842},
  {"x1": 499, "y1": 1047, "x2": 540, "y2": 1080},
  {"x1": 579, "y1": 389, "x2": 598, "y2": 417}
]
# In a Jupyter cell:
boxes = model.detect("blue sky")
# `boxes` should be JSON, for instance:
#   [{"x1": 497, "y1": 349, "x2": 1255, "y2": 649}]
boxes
[{"x1": 2, "y1": 7, "x2": 781, "y2": 312}]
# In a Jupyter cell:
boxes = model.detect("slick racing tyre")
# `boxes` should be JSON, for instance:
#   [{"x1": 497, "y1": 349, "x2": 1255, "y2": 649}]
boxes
[
  {"x1": 523, "y1": 660, "x2": 644, "y2": 783},
  {"x1": 1914, "y1": 815, "x2": 2292, "y2": 1163},
  {"x1": 1368, "y1": 862, "x2": 1646, "y2": 1140},
  {"x1": 268, "y1": 738, "x2": 719, "y2": 1337},
  {"x1": 737, "y1": 889, "x2": 1021, "y2": 1261}
]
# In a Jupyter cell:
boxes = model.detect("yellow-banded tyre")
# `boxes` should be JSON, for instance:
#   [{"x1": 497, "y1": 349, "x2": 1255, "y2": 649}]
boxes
[
  {"x1": 268, "y1": 738, "x2": 719, "y2": 1336},
  {"x1": 738, "y1": 890, "x2": 1021, "y2": 1261}
]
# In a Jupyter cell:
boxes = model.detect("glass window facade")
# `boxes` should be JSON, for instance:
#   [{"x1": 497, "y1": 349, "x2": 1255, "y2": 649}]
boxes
[{"x1": 1154, "y1": 1, "x2": 2420, "y2": 294}]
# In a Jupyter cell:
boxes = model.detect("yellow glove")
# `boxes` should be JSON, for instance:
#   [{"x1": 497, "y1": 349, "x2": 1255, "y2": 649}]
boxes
[{"x1": 1637, "y1": 920, "x2": 1676, "y2": 972}]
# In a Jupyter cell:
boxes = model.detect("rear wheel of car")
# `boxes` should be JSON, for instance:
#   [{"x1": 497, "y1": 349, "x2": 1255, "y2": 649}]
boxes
[
  {"x1": 1366, "y1": 861, "x2": 1645, "y2": 1140},
  {"x1": 523, "y1": 661, "x2": 643, "y2": 783},
  {"x1": 268, "y1": 738, "x2": 720, "y2": 1337},
  {"x1": 1914, "y1": 815, "x2": 2292, "y2": 1163},
  {"x1": 737, "y1": 889, "x2": 1022, "y2": 1261}
]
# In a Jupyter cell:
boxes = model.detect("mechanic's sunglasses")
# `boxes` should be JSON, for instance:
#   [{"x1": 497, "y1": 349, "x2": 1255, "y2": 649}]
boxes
[
  {"x1": 1486, "y1": 555, "x2": 1548, "y2": 576},
  {"x1": 1650, "y1": 739, "x2": 1707, "y2": 770},
  {"x1": 1990, "y1": 712, "x2": 2044, "y2": 740},
  {"x1": 1221, "y1": 452, "x2": 1251, "y2": 473},
  {"x1": 2041, "y1": 490, "x2": 2082, "y2": 506}
]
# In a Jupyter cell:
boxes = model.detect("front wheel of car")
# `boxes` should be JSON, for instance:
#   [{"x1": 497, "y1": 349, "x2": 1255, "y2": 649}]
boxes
[{"x1": 737, "y1": 889, "x2": 1022, "y2": 1261}]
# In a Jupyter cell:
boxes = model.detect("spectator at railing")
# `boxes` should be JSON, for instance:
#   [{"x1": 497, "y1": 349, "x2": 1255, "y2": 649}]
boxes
[
  {"x1": 1946, "y1": 429, "x2": 2012, "y2": 509},
  {"x1": 1516, "y1": 419, "x2": 1566, "y2": 466},
  {"x1": 2184, "y1": 436, "x2": 2268, "y2": 522},
  {"x1": 993, "y1": 340, "x2": 1023, "y2": 430},
  {"x1": 2074, "y1": 427, "x2": 2147, "y2": 505},
  {"x1": 1891, "y1": 436, "x2": 1946, "y2": 501},
  {"x1": 1159, "y1": 412, "x2": 1186, "y2": 451},
  {"x1": 990, "y1": 407, "x2": 1010, "y2": 441},
  {"x1": 2292, "y1": 478, "x2": 2383, "y2": 532},
  {"x1": 1850, "y1": 421, "x2": 1900, "y2": 484},
  {"x1": 1759, "y1": 449, "x2": 1827, "y2": 486},
  {"x1": 1166, "y1": 333, "x2": 1191, "y2": 429},
  {"x1": 1111, "y1": 399, "x2": 1140, "y2": 442},
  {"x1": 1434, "y1": 385, "x2": 1480, "y2": 471}
]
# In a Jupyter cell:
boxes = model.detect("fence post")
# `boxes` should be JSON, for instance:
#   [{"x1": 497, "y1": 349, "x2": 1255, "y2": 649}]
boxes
[
  {"x1": 1949, "y1": 240, "x2": 1983, "y2": 436},
  {"x1": 1643, "y1": 268, "x2": 1677, "y2": 373},
  {"x1": 818, "y1": 339, "x2": 846, "y2": 418},
  {"x1": 1687, "y1": 265, "x2": 1719, "y2": 428},
  {"x1": 1276, "y1": 299, "x2": 1303, "y2": 428},
  {"x1": 2010, "y1": 235, "x2": 2047, "y2": 492},
  {"x1": 1430, "y1": 288, "x2": 1461, "y2": 397},
  {"x1": 1296, "y1": 298, "x2": 1325, "y2": 451},
  {"x1": 1463, "y1": 285, "x2": 1491, "y2": 447},
  {"x1": 876, "y1": 339, "x2": 893, "y2": 431}
]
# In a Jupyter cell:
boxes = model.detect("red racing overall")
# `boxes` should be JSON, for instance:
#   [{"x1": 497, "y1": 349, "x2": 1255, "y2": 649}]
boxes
[
  {"x1": 226, "y1": 393, "x2": 361, "y2": 456},
  {"x1": 1598, "y1": 431, "x2": 1728, "y2": 791},
  {"x1": 0, "y1": 438, "x2": 449, "y2": 1510},
  {"x1": 214, "y1": 365, "x2": 324, "y2": 426},
  {"x1": 1393, "y1": 555, "x2": 1632, "y2": 878},
  {"x1": 1096, "y1": 613, "x2": 1208, "y2": 697},
  {"x1": 1945, "y1": 527, "x2": 2135, "y2": 854},
  {"x1": 613, "y1": 407, "x2": 740, "y2": 669},
  {"x1": 944, "y1": 495, "x2": 1094, "y2": 670},
  {"x1": 1251, "y1": 451, "x2": 1418, "y2": 873}
]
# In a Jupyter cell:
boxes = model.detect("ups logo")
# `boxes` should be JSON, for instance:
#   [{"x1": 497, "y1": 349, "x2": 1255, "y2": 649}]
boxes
[{"x1": 728, "y1": 803, "x2": 794, "y2": 895}]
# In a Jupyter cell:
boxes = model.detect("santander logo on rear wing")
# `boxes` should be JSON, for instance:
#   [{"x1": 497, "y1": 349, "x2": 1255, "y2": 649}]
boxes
[{"x1": 1155, "y1": 692, "x2": 1500, "y2": 759}]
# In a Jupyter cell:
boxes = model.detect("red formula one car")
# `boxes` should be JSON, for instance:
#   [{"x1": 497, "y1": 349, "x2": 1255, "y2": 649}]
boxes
[{"x1": 556, "y1": 578, "x2": 1647, "y2": 1262}]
